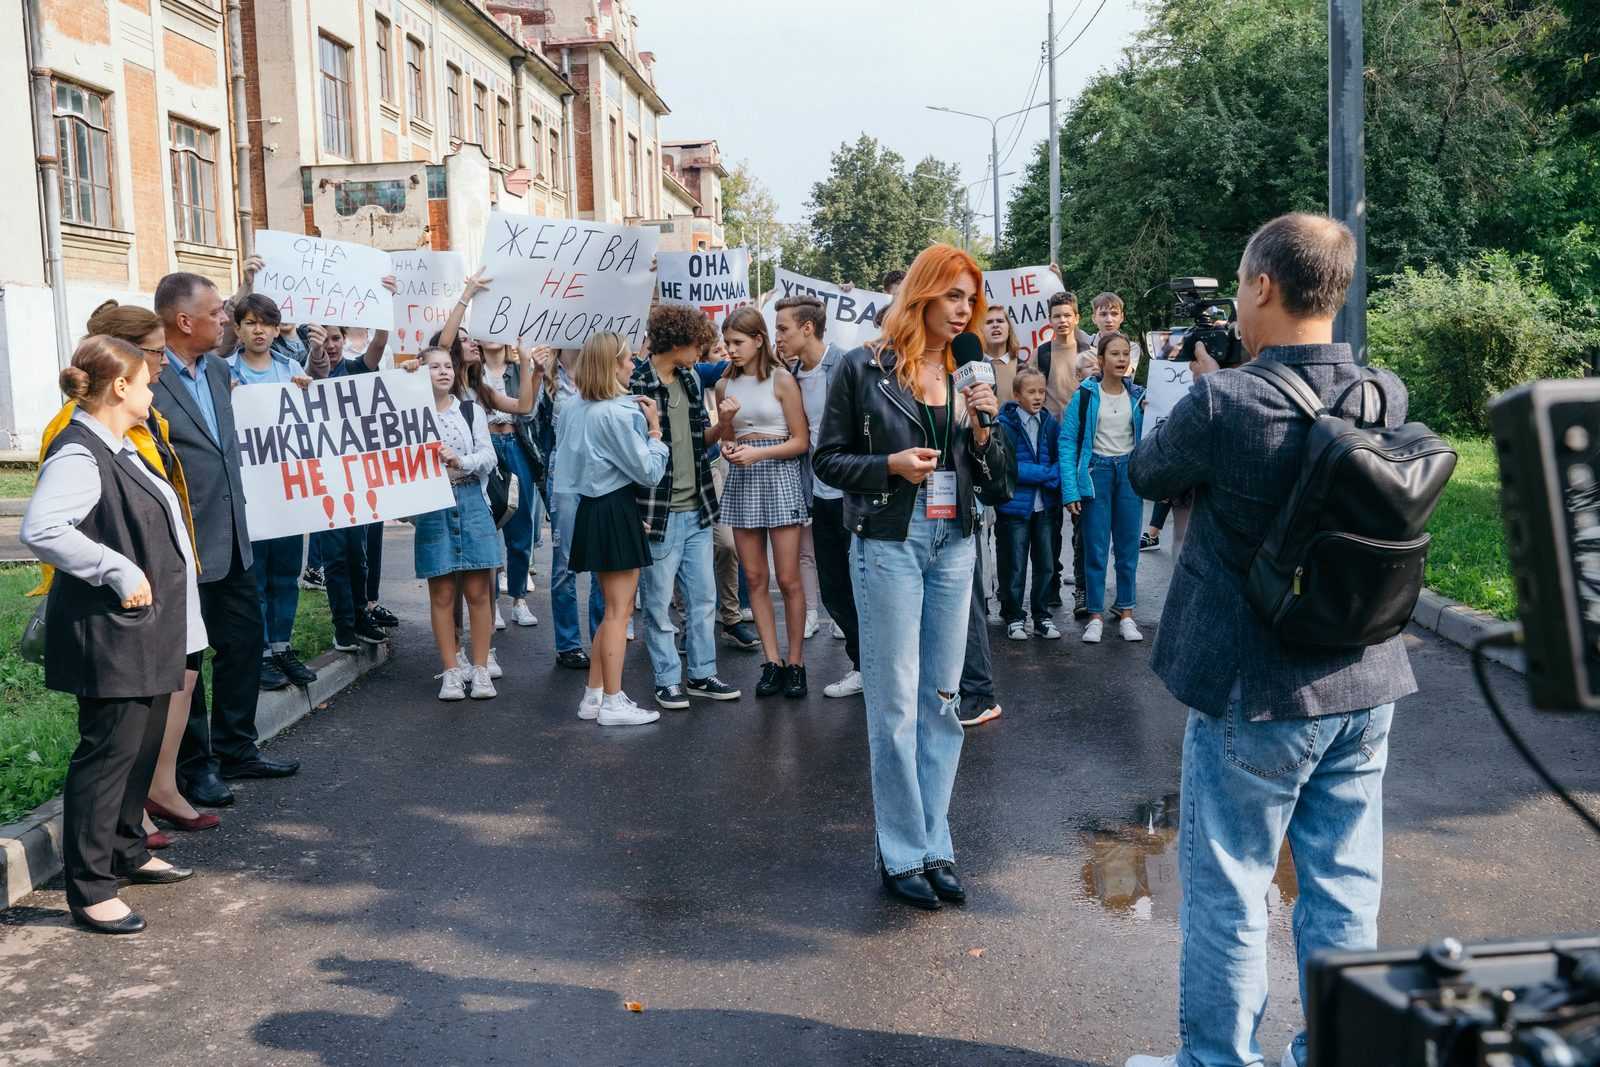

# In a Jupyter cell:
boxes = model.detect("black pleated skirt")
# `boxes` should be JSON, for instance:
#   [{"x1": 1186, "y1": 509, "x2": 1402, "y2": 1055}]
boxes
[{"x1": 569, "y1": 484, "x2": 653, "y2": 574}]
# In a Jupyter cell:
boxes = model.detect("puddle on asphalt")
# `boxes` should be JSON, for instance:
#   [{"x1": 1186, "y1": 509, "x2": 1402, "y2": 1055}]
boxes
[{"x1": 1079, "y1": 793, "x2": 1298, "y2": 922}]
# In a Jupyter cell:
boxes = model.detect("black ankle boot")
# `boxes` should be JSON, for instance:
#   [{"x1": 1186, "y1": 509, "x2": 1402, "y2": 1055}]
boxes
[
  {"x1": 783, "y1": 663, "x2": 807, "y2": 699},
  {"x1": 880, "y1": 864, "x2": 940, "y2": 910},
  {"x1": 756, "y1": 661, "x2": 785, "y2": 698},
  {"x1": 924, "y1": 865, "x2": 966, "y2": 904}
]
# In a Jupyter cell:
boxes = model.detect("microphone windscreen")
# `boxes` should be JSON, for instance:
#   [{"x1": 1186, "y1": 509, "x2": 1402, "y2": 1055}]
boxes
[{"x1": 951, "y1": 331, "x2": 983, "y2": 366}]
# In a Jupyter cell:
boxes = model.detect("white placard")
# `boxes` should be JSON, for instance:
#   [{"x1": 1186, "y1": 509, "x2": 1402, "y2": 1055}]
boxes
[
  {"x1": 467, "y1": 215, "x2": 658, "y2": 350},
  {"x1": 389, "y1": 250, "x2": 465, "y2": 355},
  {"x1": 1143, "y1": 330, "x2": 1196, "y2": 430},
  {"x1": 656, "y1": 249, "x2": 752, "y2": 326},
  {"x1": 254, "y1": 230, "x2": 395, "y2": 331},
  {"x1": 768, "y1": 270, "x2": 891, "y2": 351},
  {"x1": 983, "y1": 265, "x2": 1065, "y2": 363},
  {"x1": 233, "y1": 369, "x2": 454, "y2": 539}
]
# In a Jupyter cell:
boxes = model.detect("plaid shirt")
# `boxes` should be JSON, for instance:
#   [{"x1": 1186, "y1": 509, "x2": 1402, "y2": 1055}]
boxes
[{"x1": 629, "y1": 358, "x2": 719, "y2": 541}]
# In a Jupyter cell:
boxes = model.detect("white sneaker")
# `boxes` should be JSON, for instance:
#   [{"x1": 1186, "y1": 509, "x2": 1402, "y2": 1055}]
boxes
[
  {"x1": 577, "y1": 689, "x2": 602, "y2": 720},
  {"x1": 469, "y1": 665, "x2": 496, "y2": 699},
  {"x1": 1124, "y1": 1056, "x2": 1178, "y2": 1067},
  {"x1": 436, "y1": 668, "x2": 467, "y2": 701},
  {"x1": 804, "y1": 610, "x2": 819, "y2": 639},
  {"x1": 824, "y1": 670, "x2": 863, "y2": 698},
  {"x1": 1007, "y1": 621, "x2": 1029, "y2": 641},
  {"x1": 1119, "y1": 616, "x2": 1144, "y2": 642},
  {"x1": 596, "y1": 692, "x2": 659, "y2": 726},
  {"x1": 512, "y1": 599, "x2": 538, "y2": 627},
  {"x1": 487, "y1": 648, "x2": 503, "y2": 678},
  {"x1": 1082, "y1": 617, "x2": 1104, "y2": 643},
  {"x1": 1037, "y1": 619, "x2": 1063, "y2": 640},
  {"x1": 494, "y1": 604, "x2": 506, "y2": 631},
  {"x1": 498, "y1": 572, "x2": 508, "y2": 594},
  {"x1": 831, "y1": 620, "x2": 846, "y2": 639},
  {"x1": 457, "y1": 648, "x2": 503, "y2": 679}
]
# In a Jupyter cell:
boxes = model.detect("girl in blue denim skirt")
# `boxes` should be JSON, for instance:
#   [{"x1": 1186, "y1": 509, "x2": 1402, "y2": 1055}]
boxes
[{"x1": 1058, "y1": 331, "x2": 1146, "y2": 645}]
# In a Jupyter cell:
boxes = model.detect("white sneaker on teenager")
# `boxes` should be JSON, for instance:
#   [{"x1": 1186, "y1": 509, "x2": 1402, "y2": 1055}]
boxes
[
  {"x1": 577, "y1": 688, "x2": 602, "y2": 720},
  {"x1": 1082, "y1": 617, "x2": 1104, "y2": 643},
  {"x1": 1123, "y1": 1056, "x2": 1177, "y2": 1067},
  {"x1": 436, "y1": 668, "x2": 468, "y2": 701},
  {"x1": 824, "y1": 670, "x2": 863, "y2": 698},
  {"x1": 469, "y1": 665, "x2": 497, "y2": 699},
  {"x1": 1007, "y1": 621, "x2": 1029, "y2": 641},
  {"x1": 804, "y1": 610, "x2": 819, "y2": 639},
  {"x1": 494, "y1": 603, "x2": 507, "y2": 631},
  {"x1": 1119, "y1": 616, "x2": 1144, "y2": 642},
  {"x1": 456, "y1": 648, "x2": 504, "y2": 679},
  {"x1": 596, "y1": 692, "x2": 659, "y2": 726},
  {"x1": 512, "y1": 599, "x2": 538, "y2": 627},
  {"x1": 831, "y1": 620, "x2": 846, "y2": 639},
  {"x1": 1037, "y1": 619, "x2": 1063, "y2": 640}
]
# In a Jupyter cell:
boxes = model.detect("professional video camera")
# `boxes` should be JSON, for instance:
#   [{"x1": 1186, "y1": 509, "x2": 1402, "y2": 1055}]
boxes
[{"x1": 1166, "y1": 277, "x2": 1246, "y2": 368}]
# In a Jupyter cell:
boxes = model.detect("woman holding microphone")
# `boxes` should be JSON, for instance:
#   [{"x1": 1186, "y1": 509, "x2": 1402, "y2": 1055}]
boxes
[
  {"x1": 813, "y1": 244, "x2": 1015, "y2": 910},
  {"x1": 22, "y1": 337, "x2": 207, "y2": 933}
]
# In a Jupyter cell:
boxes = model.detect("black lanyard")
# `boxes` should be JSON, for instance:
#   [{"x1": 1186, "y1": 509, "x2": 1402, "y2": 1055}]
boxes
[{"x1": 918, "y1": 376, "x2": 954, "y2": 469}]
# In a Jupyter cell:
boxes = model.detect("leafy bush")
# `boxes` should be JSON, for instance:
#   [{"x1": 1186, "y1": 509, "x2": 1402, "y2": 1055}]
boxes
[{"x1": 1369, "y1": 252, "x2": 1595, "y2": 434}]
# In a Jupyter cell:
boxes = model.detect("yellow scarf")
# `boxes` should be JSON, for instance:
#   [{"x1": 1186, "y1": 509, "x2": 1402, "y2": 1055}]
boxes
[{"x1": 27, "y1": 401, "x2": 200, "y2": 595}]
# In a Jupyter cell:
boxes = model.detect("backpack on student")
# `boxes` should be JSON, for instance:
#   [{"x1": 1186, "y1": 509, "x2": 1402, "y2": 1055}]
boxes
[
  {"x1": 461, "y1": 400, "x2": 521, "y2": 529},
  {"x1": 1239, "y1": 361, "x2": 1456, "y2": 649}
]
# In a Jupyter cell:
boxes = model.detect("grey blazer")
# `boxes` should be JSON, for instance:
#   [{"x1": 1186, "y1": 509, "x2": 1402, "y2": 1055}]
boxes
[
  {"x1": 153, "y1": 353, "x2": 253, "y2": 582},
  {"x1": 1129, "y1": 343, "x2": 1418, "y2": 720}
]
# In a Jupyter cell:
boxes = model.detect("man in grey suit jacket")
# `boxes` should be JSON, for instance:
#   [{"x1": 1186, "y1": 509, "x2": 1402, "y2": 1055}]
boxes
[
  {"x1": 1123, "y1": 215, "x2": 1415, "y2": 1067},
  {"x1": 154, "y1": 272, "x2": 300, "y2": 808}
]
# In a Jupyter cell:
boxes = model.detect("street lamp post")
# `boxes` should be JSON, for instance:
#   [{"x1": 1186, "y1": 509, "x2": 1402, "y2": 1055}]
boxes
[{"x1": 927, "y1": 102, "x2": 1048, "y2": 251}]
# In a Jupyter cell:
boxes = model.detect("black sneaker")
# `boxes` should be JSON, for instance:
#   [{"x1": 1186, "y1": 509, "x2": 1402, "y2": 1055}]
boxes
[
  {"x1": 783, "y1": 663, "x2": 808, "y2": 700},
  {"x1": 355, "y1": 613, "x2": 388, "y2": 645},
  {"x1": 1073, "y1": 590, "x2": 1091, "y2": 620},
  {"x1": 687, "y1": 675, "x2": 741, "y2": 700},
  {"x1": 722, "y1": 622, "x2": 759, "y2": 651},
  {"x1": 332, "y1": 631, "x2": 360, "y2": 653},
  {"x1": 755, "y1": 661, "x2": 786, "y2": 698},
  {"x1": 298, "y1": 567, "x2": 326, "y2": 591},
  {"x1": 1140, "y1": 532, "x2": 1161, "y2": 552},
  {"x1": 274, "y1": 649, "x2": 318, "y2": 688},
  {"x1": 555, "y1": 648, "x2": 591, "y2": 670},
  {"x1": 654, "y1": 684, "x2": 690, "y2": 710},
  {"x1": 368, "y1": 603, "x2": 400, "y2": 628},
  {"x1": 259, "y1": 657, "x2": 290, "y2": 691}
]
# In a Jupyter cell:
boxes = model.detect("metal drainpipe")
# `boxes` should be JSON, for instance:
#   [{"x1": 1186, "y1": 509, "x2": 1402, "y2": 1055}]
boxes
[
  {"x1": 225, "y1": 0, "x2": 255, "y2": 258},
  {"x1": 561, "y1": 46, "x2": 577, "y2": 215},
  {"x1": 509, "y1": 55, "x2": 526, "y2": 172},
  {"x1": 23, "y1": 0, "x2": 71, "y2": 369}
]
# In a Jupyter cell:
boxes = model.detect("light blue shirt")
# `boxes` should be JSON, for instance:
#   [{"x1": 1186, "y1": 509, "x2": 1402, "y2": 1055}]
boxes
[
  {"x1": 166, "y1": 349, "x2": 221, "y2": 443},
  {"x1": 1025, "y1": 412, "x2": 1045, "y2": 512},
  {"x1": 552, "y1": 395, "x2": 668, "y2": 500},
  {"x1": 227, "y1": 349, "x2": 299, "y2": 387}
]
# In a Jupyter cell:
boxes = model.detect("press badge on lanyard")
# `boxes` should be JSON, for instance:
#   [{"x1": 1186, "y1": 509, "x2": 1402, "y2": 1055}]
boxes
[{"x1": 921, "y1": 385, "x2": 958, "y2": 520}]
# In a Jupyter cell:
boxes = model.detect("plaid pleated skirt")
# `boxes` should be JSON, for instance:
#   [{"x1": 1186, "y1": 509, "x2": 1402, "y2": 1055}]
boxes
[{"x1": 721, "y1": 437, "x2": 812, "y2": 529}]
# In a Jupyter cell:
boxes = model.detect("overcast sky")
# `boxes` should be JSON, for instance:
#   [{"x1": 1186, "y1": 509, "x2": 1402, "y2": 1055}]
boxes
[{"x1": 630, "y1": 0, "x2": 1146, "y2": 235}]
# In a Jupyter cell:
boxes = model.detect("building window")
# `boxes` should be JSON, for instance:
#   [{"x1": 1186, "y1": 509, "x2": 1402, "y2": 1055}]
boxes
[
  {"x1": 496, "y1": 97, "x2": 511, "y2": 166},
  {"x1": 446, "y1": 64, "x2": 462, "y2": 140},
  {"x1": 54, "y1": 80, "x2": 113, "y2": 227},
  {"x1": 169, "y1": 118, "x2": 217, "y2": 245},
  {"x1": 375, "y1": 16, "x2": 393, "y2": 104},
  {"x1": 472, "y1": 82, "x2": 487, "y2": 146},
  {"x1": 405, "y1": 37, "x2": 427, "y2": 122},
  {"x1": 645, "y1": 147, "x2": 655, "y2": 216},
  {"x1": 627, "y1": 133, "x2": 639, "y2": 213},
  {"x1": 426, "y1": 165, "x2": 447, "y2": 199},
  {"x1": 531, "y1": 118, "x2": 543, "y2": 178},
  {"x1": 549, "y1": 130, "x2": 561, "y2": 190},
  {"x1": 334, "y1": 179, "x2": 408, "y2": 217},
  {"x1": 318, "y1": 34, "x2": 354, "y2": 157},
  {"x1": 609, "y1": 115, "x2": 621, "y2": 200}
]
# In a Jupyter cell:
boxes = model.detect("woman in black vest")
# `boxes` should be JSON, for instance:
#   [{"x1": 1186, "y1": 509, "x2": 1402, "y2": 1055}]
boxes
[{"x1": 21, "y1": 336, "x2": 206, "y2": 934}]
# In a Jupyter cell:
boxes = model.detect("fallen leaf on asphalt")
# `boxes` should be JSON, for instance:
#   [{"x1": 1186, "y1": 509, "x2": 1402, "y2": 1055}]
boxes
[
  {"x1": 625, "y1": 1001, "x2": 644, "y2": 1012},
  {"x1": 316, "y1": 703, "x2": 329, "y2": 710},
  {"x1": 967, "y1": 948, "x2": 986, "y2": 958}
]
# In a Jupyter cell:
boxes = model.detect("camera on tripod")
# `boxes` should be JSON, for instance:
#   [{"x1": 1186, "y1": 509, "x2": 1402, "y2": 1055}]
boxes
[{"x1": 1166, "y1": 277, "x2": 1247, "y2": 368}]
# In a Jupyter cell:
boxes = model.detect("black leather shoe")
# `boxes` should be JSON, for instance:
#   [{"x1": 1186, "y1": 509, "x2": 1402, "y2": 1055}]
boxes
[
  {"x1": 880, "y1": 867, "x2": 941, "y2": 910},
  {"x1": 355, "y1": 614, "x2": 389, "y2": 645},
  {"x1": 125, "y1": 864, "x2": 193, "y2": 885},
  {"x1": 368, "y1": 603, "x2": 400, "y2": 628},
  {"x1": 184, "y1": 773, "x2": 235, "y2": 807},
  {"x1": 783, "y1": 663, "x2": 808, "y2": 699},
  {"x1": 924, "y1": 865, "x2": 966, "y2": 904},
  {"x1": 555, "y1": 649, "x2": 591, "y2": 670},
  {"x1": 274, "y1": 649, "x2": 318, "y2": 688},
  {"x1": 71, "y1": 907, "x2": 146, "y2": 934},
  {"x1": 259, "y1": 658, "x2": 289, "y2": 691},
  {"x1": 220, "y1": 756, "x2": 300, "y2": 780},
  {"x1": 755, "y1": 661, "x2": 786, "y2": 698}
]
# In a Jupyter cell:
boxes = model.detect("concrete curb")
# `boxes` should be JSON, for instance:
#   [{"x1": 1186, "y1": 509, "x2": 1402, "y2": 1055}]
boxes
[
  {"x1": 0, "y1": 642, "x2": 389, "y2": 910},
  {"x1": 1411, "y1": 586, "x2": 1523, "y2": 673},
  {"x1": 0, "y1": 498, "x2": 28, "y2": 517}
]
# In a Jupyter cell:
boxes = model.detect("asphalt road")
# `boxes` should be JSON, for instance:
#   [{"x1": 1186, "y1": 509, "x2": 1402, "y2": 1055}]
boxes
[{"x1": 3, "y1": 524, "x2": 1598, "y2": 1066}]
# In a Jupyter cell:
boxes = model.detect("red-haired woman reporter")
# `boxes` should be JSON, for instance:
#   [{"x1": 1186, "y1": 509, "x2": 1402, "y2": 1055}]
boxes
[{"x1": 813, "y1": 245, "x2": 1016, "y2": 911}]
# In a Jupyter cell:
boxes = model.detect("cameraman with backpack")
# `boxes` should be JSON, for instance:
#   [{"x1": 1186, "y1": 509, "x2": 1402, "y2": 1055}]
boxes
[{"x1": 1124, "y1": 214, "x2": 1419, "y2": 1067}]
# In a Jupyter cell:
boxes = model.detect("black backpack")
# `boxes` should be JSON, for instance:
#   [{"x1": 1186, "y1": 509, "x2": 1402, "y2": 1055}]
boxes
[{"x1": 1240, "y1": 361, "x2": 1457, "y2": 649}]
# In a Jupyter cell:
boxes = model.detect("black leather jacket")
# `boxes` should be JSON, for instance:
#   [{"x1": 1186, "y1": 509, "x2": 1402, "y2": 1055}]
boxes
[{"x1": 814, "y1": 344, "x2": 1016, "y2": 541}]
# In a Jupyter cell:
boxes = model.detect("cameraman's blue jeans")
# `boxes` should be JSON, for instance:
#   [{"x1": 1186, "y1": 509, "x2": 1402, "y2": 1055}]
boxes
[
  {"x1": 1082, "y1": 453, "x2": 1142, "y2": 614},
  {"x1": 1176, "y1": 701, "x2": 1392, "y2": 1067}
]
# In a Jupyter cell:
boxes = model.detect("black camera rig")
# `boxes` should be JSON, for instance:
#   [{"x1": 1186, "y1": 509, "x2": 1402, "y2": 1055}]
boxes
[{"x1": 1167, "y1": 277, "x2": 1247, "y2": 368}]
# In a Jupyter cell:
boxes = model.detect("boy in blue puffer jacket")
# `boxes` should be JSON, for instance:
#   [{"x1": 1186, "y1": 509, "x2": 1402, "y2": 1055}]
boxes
[{"x1": 995, "y1": 367, "x2": 1062, "y2": 640}]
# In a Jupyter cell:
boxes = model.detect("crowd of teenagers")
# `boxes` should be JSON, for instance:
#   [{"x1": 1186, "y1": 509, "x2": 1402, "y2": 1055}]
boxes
[{"x1": 21, "y1": 212, "x2": 1420, "y2": 1067}]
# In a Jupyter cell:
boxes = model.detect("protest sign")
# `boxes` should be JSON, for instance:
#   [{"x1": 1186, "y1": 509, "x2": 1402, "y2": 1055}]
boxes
[
  {"x1": 389, "y1": 250, "x2": 465, "y2": 355},
  {"x1": 769, "y1": 270, "x2": 891, "y2": 351},
  {"x1": 254, "y1": 230, "x2": 394, "y2": 331},
  {"x1": 1143, "y1": 330, "x2": 1196, "y2": 429},
  {"x1": 983, "y1": 265, "x2": 1064, "y2": 362},
  {"x1": 656, "y1": 249, "x2": 751, "y2": 325},
  {"x1": 233, "y1": 368, "x2": 454, "y2": 540},
  {"x1": 467, "y1": 215, "x2": 658, "y2": 349}
]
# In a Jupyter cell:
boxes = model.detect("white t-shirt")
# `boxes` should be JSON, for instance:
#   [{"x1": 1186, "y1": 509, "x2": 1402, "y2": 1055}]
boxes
[
  {"x1": 1093, "y1": 388, "x2": 1135, "y2": 457},
  {"x1": 793, "y1": 356, "x2": 842, "y2": 501}
]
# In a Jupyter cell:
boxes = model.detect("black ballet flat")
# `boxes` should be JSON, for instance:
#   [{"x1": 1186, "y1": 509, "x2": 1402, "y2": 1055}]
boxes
[
  {"x1": 125, "y1": 865, "x2": 194, "y2": 886},
  {"x1": 71, "y1": 907, "x2": 146, "y2": 935}
]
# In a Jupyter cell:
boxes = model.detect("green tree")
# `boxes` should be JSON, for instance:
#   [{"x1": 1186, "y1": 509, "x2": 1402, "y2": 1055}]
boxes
[{"x1": 721, "y1": 161, "x2": 783, "y2": 297}]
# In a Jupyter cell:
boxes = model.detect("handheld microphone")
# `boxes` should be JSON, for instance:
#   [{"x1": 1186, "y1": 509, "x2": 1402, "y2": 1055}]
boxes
[{"x1": 951, "y1": 332, "x2": 996, "y2": 428}]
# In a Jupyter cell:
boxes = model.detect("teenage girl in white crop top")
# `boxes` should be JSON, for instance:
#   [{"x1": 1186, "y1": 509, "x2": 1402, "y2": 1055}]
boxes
[{"x1": 710, "y1": 307, "x2": 814, "y2": 699}]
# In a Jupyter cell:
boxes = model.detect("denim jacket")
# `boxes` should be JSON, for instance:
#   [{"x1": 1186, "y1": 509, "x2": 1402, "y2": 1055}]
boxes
[
  {"x1": 995, "y1": 401, "x2": 1060, "y2": 519},
  {"x1": 1058, "y1": 377, "x2": 1145, "y2": 504}
]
